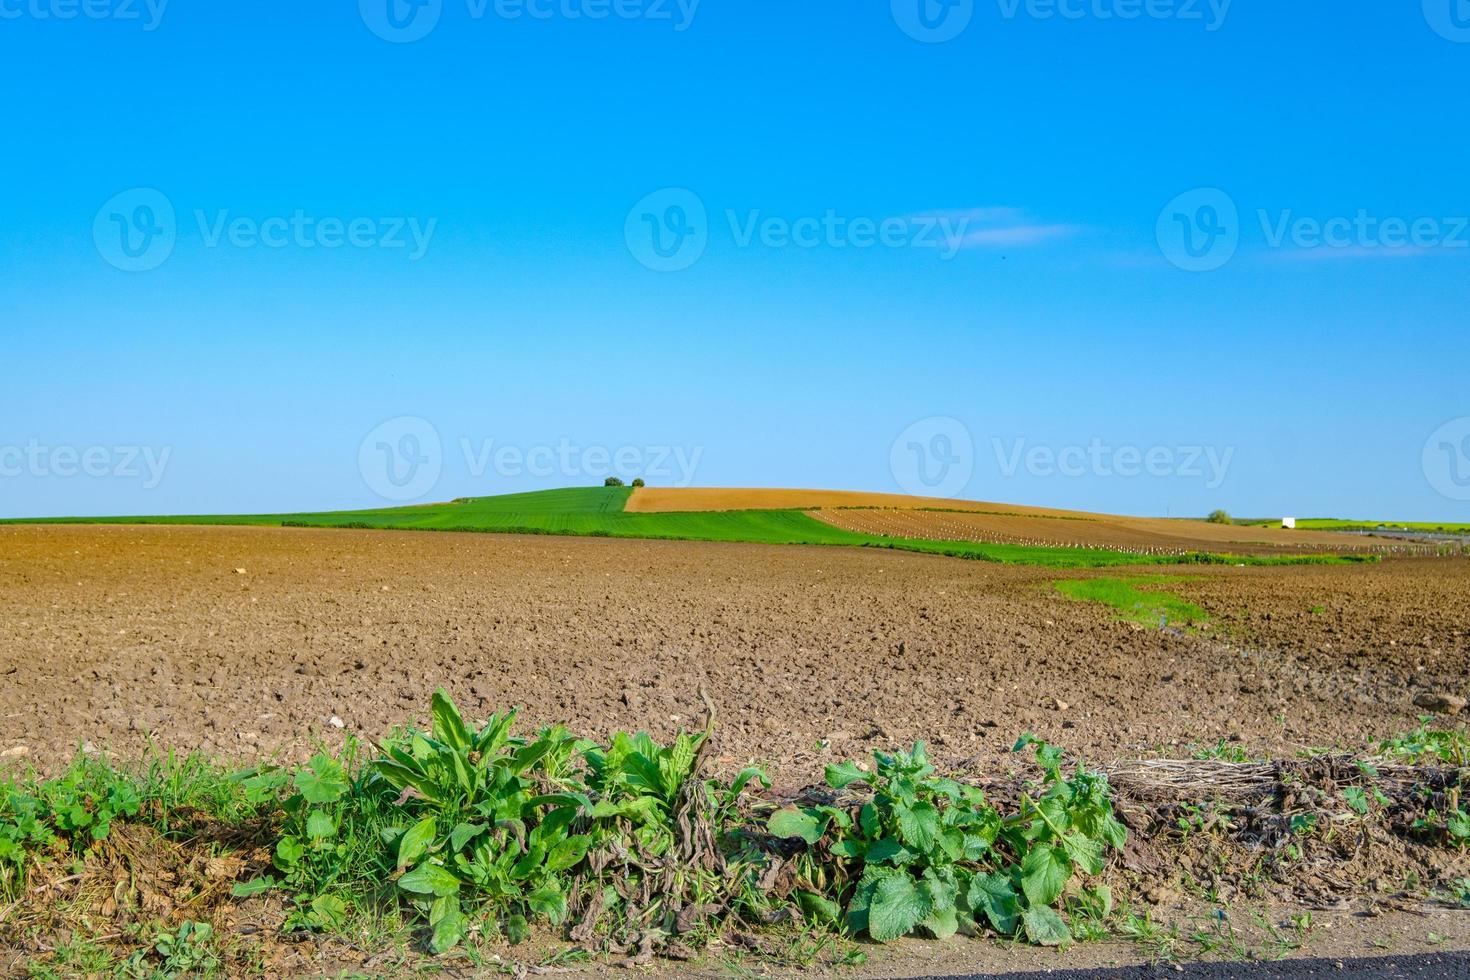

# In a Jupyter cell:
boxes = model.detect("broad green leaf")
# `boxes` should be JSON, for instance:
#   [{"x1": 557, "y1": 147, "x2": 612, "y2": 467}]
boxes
[
  {"x1": 510, "y1": 737, "x2": 555, "y2": 776},
  {"x1": 294, "y1": 754, "x2": 348, "y2": 805},
  {"x1": 305, "y1": 810, "x2": 336, "y2": 840},
  {"x1": 398, "y1": 862, "x2": 461, "y2": 897},
  {"x1": 527, "y1": 883, "x2": 569, "y2": 924},
  {"x1": 449, "y1": 822, "x2": 485, "y2": 852},
  {"x1": 921, "y1": 907, "x2": 960, "y2": 939},
  {"x1": 309, "y1": 893, "x2": 347, "y2": 929},
  {"x1": 896, "y1": 801, "x2": 941, "y2": 852},
  {"x1": 1061, "y1": 831, "x2": 1104, "y2": 876},
  {"x1": 796, "y1": 890, "x2": 842, "y2": 925},
  {"x1": 969, "y1": 872, "x2": 1020, "y2": 935},
  {"x1": 1343, "y1": 786, "x2": 1369, "y2": 815},
  {"x1": 274, "y1": 836, "x2": 304, "y2": 870},
  {"x1": 860, "y1": 803, "x2": 881, "y2": 838},
  {"x1": 544, "y1": 834, "x2": 592, "y2": 874},
  {"x1": 845, "y1": 865, "x2": 898, "y2": 935},
  {"x1": 1101, "y1": 814, "x2": 1128, "y2": 851},
  {"x1": 830, "y1": 838, "x2": 866, "y2": 860},
  {"x1": 230, "y1": 876, "x2": 277, "y2": 898},
  {"x1": 730, "y1": 766, "x2": 771, "y2": 796},
  {"x1": 398, "y1": 817, "x2": 437, "y2": 869},
  {"x1": 429, "y1": 895, "x2": 465, "y2": 954},
  {"x1": 1020, "y1": 844, "x2": 1070, "y2": 908},
  {"x1": 430, "y1": 689, "x2": 471, "y2": 753},
  {"x1": 372, "y1": 759, "x2": 443, "y2": 805},
  {"x1": 864, "y1": 836, "x2": 914, "y2": 865},
  {"x1": 824, "y1": 760, "x2": 872, "y2": 790},
  {"x1": 921, "y1": 868, "x2": 959, "y2": 913},
  {"x1": 1022, "y1": 906, "x2": 1072, "y2": 946},
  {"x1": 868, "y1": 874, "x2": 933, "y2": 942},
  {"x1": 767, "y1": 807, "x2": 825, "y2": 844}
]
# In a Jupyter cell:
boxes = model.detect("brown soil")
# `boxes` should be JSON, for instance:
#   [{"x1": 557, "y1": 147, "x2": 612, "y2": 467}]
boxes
[
  {"x1": 3, "y1": 524, "x2": 1469, "y2": 976},
  {"x1": 810, "y1": 508, "x2": 1414, "y2": 555},
  {"x1": 1, "y1": 524, "x2": 1466, "y2": 776}
]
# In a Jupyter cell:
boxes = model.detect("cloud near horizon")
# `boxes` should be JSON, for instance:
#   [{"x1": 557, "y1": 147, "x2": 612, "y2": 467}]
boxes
[{"x1": 911, "y1": 207, "x2": 1086, "y2": 250}]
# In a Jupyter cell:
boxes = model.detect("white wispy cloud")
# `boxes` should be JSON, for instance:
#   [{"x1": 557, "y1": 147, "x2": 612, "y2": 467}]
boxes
[{"x1": 909, "y1": 207, "x2": 1085, "y2": 250}]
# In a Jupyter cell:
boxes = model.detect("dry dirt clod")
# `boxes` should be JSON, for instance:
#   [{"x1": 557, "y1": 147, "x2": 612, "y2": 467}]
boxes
[
  {"x1": 1412, "y1": 692, "x2": 1467, "y2": 715},
  {"x1": 1, "y1": 745, "x2": 29, "y2": 758}
]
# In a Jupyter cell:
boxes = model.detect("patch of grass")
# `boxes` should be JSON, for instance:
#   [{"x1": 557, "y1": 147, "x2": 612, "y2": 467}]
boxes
[
  {"x1": 1054, "y1": 576, "x2": 1210, "y2": 628},
  {"x1": 2, "y1": 487, "x2": 1376, "y2": 569}
]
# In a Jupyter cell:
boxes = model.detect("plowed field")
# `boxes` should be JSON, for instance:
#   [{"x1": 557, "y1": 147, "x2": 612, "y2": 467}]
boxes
[{"x1": 2, "y1": 524, "x2": 1465, "y2": 776}]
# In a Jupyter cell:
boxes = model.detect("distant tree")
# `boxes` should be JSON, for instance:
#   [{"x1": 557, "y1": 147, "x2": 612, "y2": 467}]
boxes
[
  {"x1": 604, "y1": 477, "x2": 625, "y2": 487},
  {"x1": 1206, "y1": 509, "x2": 1232, "y2": 525},
  {"x1": 631, "y1": 477, "x2": 646, "y2": 488}
]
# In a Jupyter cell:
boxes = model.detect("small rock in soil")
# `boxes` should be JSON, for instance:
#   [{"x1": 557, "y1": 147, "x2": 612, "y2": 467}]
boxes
[{"x1": 1412, "y1": 692, "x2": 1467, "y2": 714}]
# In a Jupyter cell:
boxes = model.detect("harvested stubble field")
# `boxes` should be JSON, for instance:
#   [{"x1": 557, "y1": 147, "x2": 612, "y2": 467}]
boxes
[
  {"x1": 2, "y1": 523, "x2": 1470, "y2": 976},
  {"x1": 1, "y1": 523, "x2": 1465, "y2": 773}
]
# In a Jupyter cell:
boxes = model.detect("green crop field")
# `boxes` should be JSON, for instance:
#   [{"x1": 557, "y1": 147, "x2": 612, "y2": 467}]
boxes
[{"x1": 2, "y1": 487, "x2": 1375, "y2": 569}]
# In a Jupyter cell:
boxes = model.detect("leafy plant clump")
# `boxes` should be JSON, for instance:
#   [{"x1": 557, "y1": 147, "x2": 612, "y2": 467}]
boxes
[
  {"x1": 766, "y1": 735, "x2": 1125, "y2": 947},
  {"x1": 0, "y1": 756, "x2": 142, "y2": 899},
  {"x1": 241, "y1": 692, "x2": 776, "y2": 955},
  {"x1": 1206, "y1": 509, "x2": 1233, "y2": 525},
  {"x1": 3, "y1": 694, "x2": 1131, "y2": 965}
]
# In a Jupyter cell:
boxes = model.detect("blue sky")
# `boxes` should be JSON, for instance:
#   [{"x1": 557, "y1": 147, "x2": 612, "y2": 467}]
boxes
[{"x1": 2, "y1": 0, "x2": 1468, "y2": 520}]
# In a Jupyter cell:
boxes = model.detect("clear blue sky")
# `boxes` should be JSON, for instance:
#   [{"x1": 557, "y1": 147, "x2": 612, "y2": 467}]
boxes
[{"x1": 3, "y1": 1, "x2": 1467, "y2": 520}]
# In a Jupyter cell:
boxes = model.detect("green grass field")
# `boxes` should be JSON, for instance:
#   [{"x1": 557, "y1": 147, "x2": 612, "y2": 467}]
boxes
[
  {"x1": 2, "y1": 487, "x2": 1376, "y2": 569},
  {"x1": 1054, "y1": 575, "x2": 1211, "y2": 628}
]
